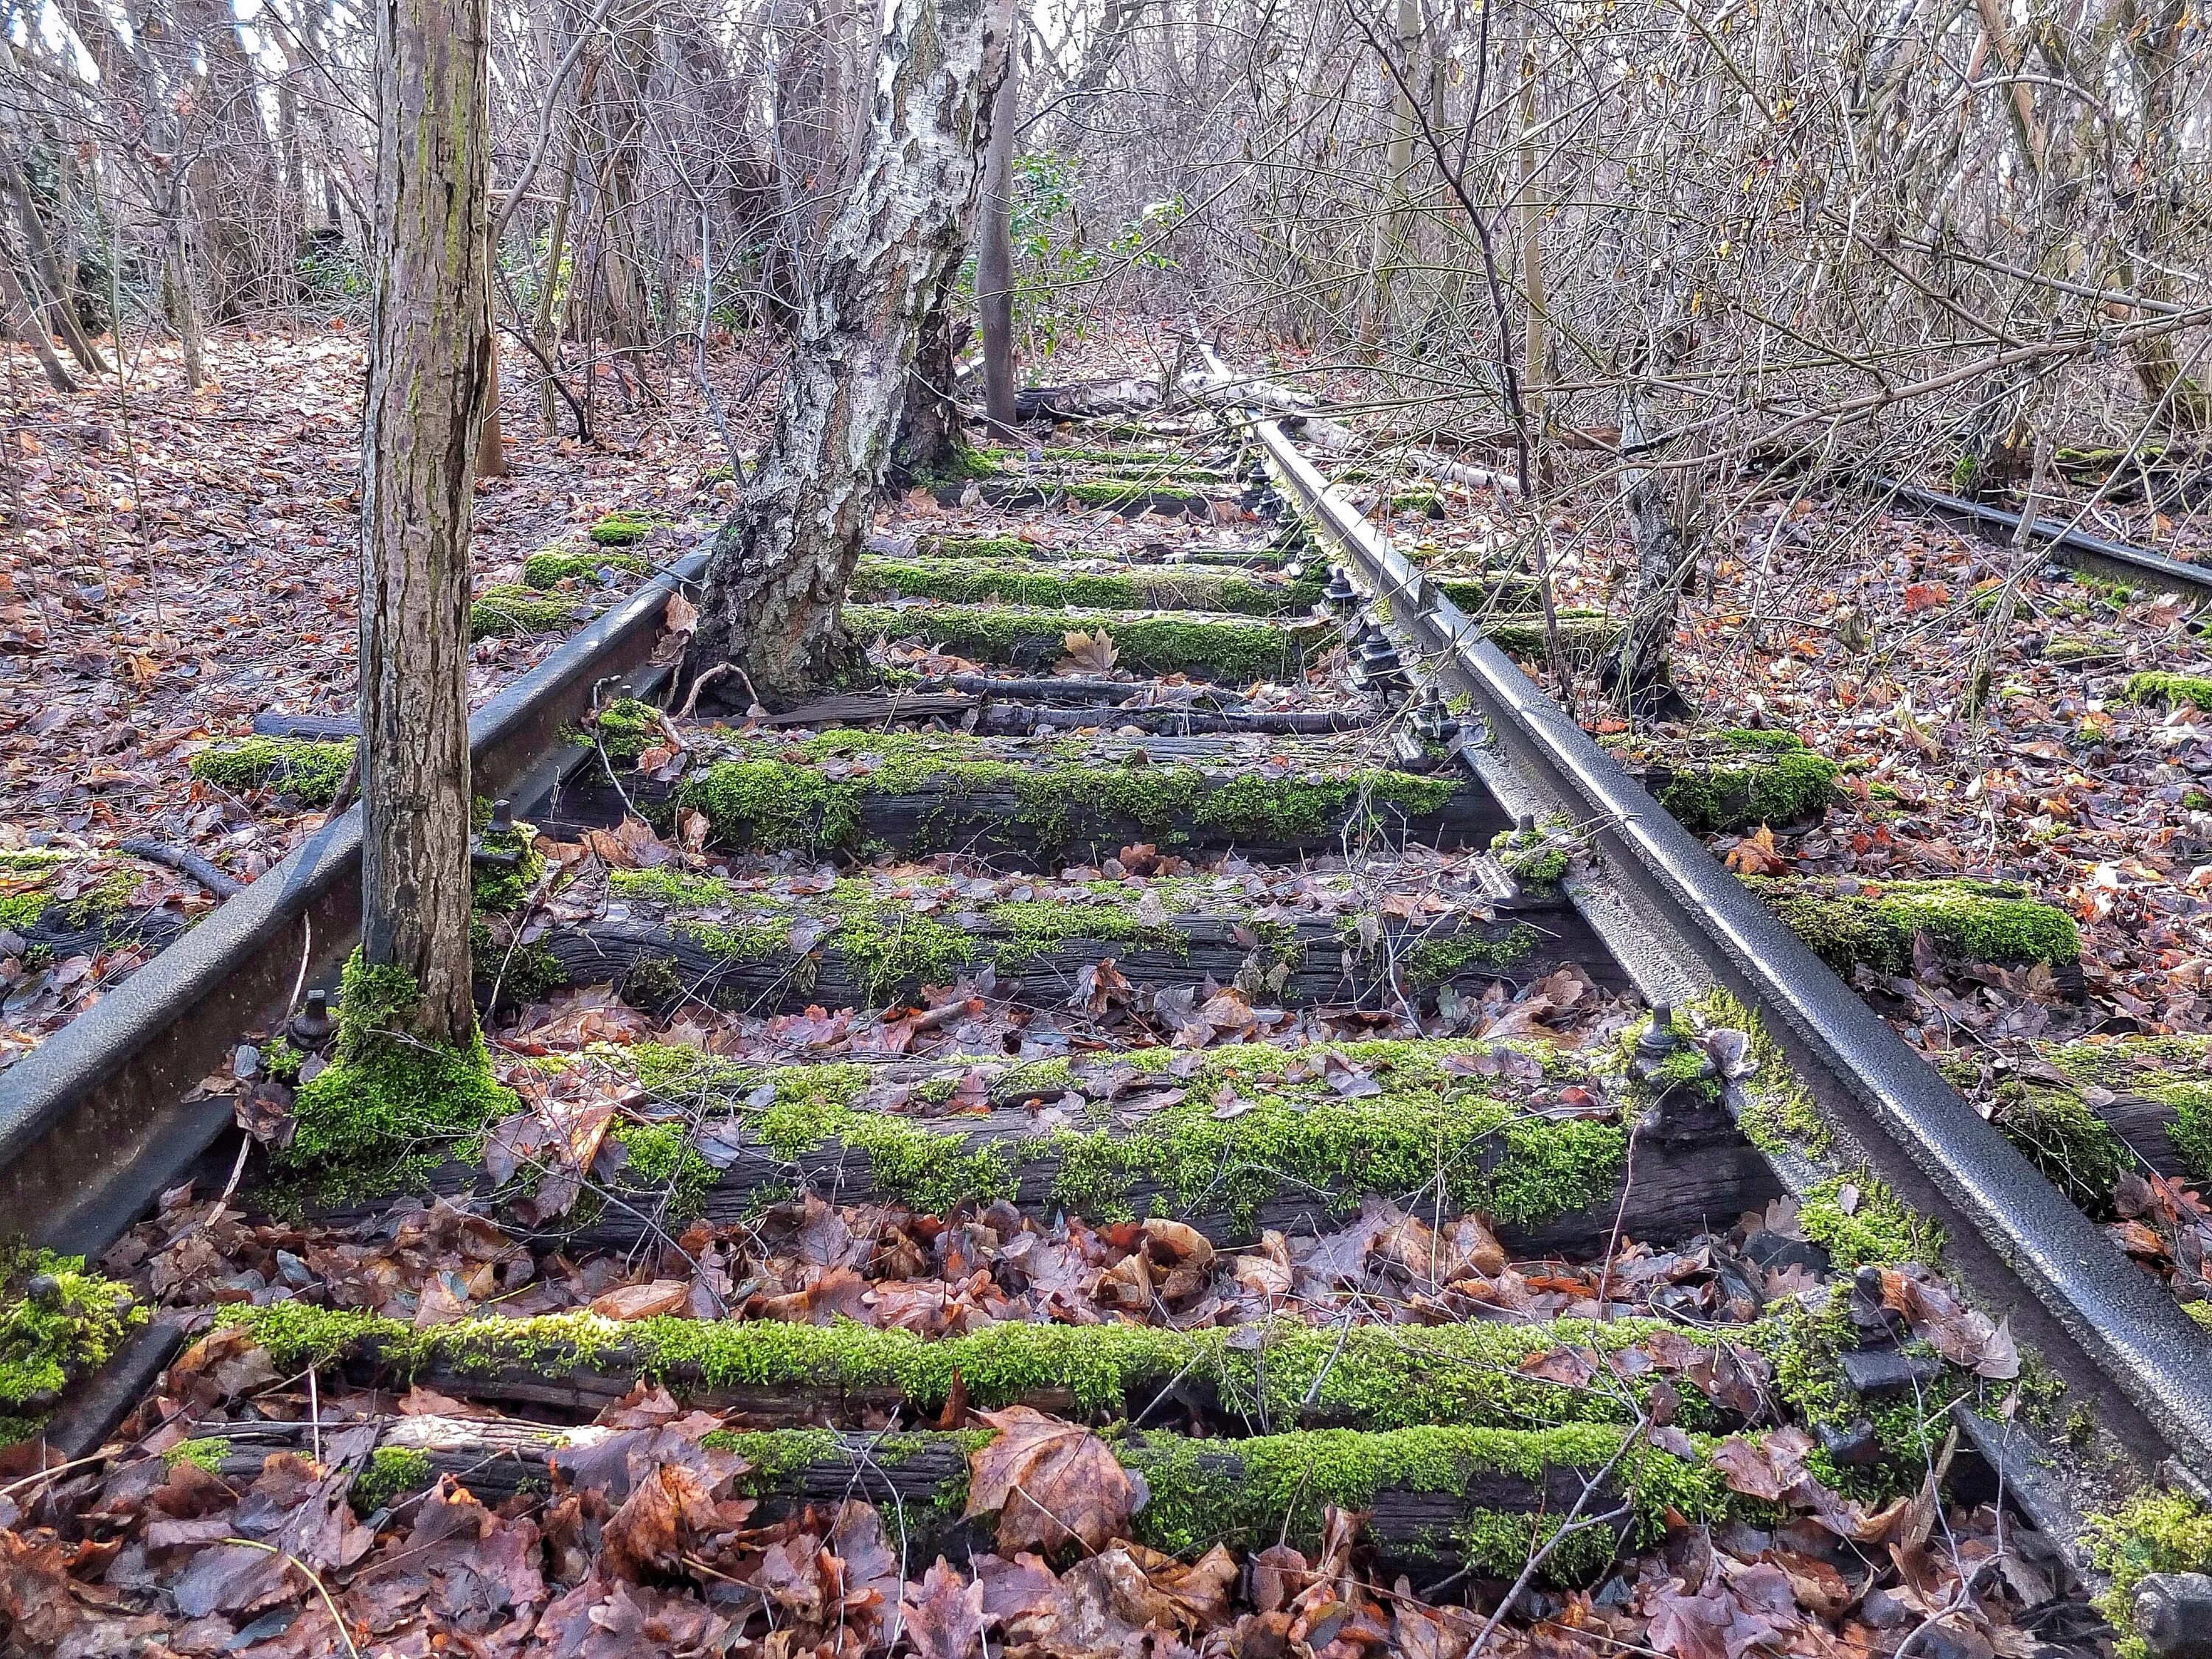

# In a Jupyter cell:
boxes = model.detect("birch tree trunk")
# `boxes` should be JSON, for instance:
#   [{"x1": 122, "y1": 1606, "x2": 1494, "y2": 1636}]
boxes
[
  {"x1": 976, "y1": 29, "x2": 1020, "y2": 428},
  {"x1": 358, "y1": 0, "x2": 493, "y2": 1046},
  {"x1": 687, "y1": 0, "x2": 1016, "y2": 706}
]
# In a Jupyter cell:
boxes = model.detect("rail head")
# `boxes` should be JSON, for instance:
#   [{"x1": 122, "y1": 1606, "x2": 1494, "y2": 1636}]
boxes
[{"x1": 1239, "y1": 410, "x2": 2212, "y2": 1486}]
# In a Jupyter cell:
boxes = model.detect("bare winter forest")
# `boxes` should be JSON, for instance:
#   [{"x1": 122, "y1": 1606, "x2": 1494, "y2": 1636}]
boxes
[{"x1": 7, "y1": 1, "x2": 2212, "y2": 1656}]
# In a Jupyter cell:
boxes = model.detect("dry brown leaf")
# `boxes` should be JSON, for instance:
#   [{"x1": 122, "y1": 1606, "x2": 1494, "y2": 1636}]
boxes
[
  {"x1": 964, "y1": 1405, "x2": 1136, "y2": 1554},
  {"x1": 1058, "y1": 629, "x2": 1119, "y2": 673}
]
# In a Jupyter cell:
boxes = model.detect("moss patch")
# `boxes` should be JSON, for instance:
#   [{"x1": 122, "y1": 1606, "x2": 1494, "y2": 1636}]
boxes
[
  {"x1": 2121, "y1": 672, "x2": 2212, "y2": 712},
  {"x1": 846, "y1": 603, "x2": 1315, "y2": 682},
  {"x1": 0, "y1": 1245, "x2": 140, "y2": 1436},
  {"x1": 278, "y1": 953, "x2": 518, "y2": 1200},
  {"x1": 1625, "y1": 731, "x2": 1839, "y2": 835},
  {"x1": 848, "y1": 556, "x2": 1316, "y2": 617},
  {"x1": 1798, "y1": 1175, "x2": 1941, "y2": 1269},
  {"x1": 190, "y1": 737, "x2": 354, "y2": 806},
  {"x1": 350, "y1": 1445, "x2": 434, "y2": 1512},
  {"x1": 611, "y1": 1038, "x2": 1625, "y2": 1231},
  {"x1": 471, "y1": 584, "x2": 588, "y2": 640},
  {"x1": 2088, "y1": 1488, "x2": 2212, "y2": 1659},
  {"x1": 675, "y1": 729, "x2": 1459, "y2": 860},
  {"x1": 1744, "y1": 877, "x2": 2079, "y2": 975},
  {"x1": 2037, "y1": 1034, "x2": 2212, "y2": 1186},
  {"x1": 588, "y1": 510, "x2": 662, "y2": 546},
  {"x1": 522, "y1": 548, "x2": 649, "y2": 589}
]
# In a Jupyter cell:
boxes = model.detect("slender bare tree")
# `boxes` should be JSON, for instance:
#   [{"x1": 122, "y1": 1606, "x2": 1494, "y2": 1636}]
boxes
[{"x1": 356, "y1": 0, "x2": 494, "y2": 1043}]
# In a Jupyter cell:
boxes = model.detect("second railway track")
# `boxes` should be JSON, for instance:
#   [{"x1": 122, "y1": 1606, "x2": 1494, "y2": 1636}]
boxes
[{"x1": 3, "y1": 373, "x2": 2209, "y2": 1653}]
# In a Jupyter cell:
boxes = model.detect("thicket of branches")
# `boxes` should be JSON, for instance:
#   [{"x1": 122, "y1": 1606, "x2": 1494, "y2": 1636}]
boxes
[{"x1": 5, "y1": 0, "x2": 2207, "y2": 505}]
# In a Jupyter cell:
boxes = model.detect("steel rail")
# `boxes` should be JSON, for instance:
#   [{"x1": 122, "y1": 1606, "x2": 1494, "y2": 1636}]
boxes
[
  {"x1": 1235, "y1": 408, "x2": 2212, "y2": 1485},
  {"x1": 1874, "y1": 477, "x2": 2212, "y2": 602},
  {"x1": 0, "y1": 554, "x2": 708, "y2": 1258}
]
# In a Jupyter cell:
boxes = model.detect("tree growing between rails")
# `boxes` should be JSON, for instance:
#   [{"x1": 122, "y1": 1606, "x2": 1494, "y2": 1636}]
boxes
[
  {"x1": 356, "y1": 0, "x2": 495, "y2": 1046},
  {"x1": 686, "y1": 0, "x2": 1018, "y2": 706}
]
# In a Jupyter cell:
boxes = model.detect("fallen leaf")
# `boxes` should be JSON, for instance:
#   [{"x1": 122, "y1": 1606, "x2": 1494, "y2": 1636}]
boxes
[{"x1": 964, "y1": 1406, "x2": 1137, "y2": 1554}]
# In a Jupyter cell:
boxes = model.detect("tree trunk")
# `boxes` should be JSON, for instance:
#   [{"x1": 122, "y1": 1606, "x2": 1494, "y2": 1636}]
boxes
[
  {"x1": 0, "y1": 246, "x2": 77, "y2": 392},
  {"x1": 687, "y1": 0, "x2": 1016, "y2": 707},
  {"x1": 358, "y1": 0, "x2": 494, "y2": 1046},
  {"x1": 476, "y1": 333, "x2": 509, "y2": 477},
  {"x1": 891, "y1": 271, "x2": 967, "y2": 481},
  {"x1": 976, "y1": 27, "x2": 1020, "y2": 429},
  {"x1": 1605, "y1": 334, "x2": 1695, "y2": 721}
]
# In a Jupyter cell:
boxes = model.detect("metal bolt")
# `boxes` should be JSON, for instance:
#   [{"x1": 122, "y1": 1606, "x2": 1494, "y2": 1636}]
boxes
[
  {"x1": 289, "y1": 989, "x2": 335, "y2": 1051},
  {"x1": 1635, "y1": 1004, "x2": 1677, "y2": 1060},
  {"x1": 1408, "y1": 683, "x2": 1453, "y2": 744},
  {"x1": 1320, "y1": 567, "x2": 1360, "y2": 618},
  {"x1": 489, "y1": 799, "x2": 515, "y2": 835}
]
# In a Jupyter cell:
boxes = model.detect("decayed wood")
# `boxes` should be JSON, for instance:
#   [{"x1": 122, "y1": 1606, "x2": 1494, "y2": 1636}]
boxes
[
  {"x1": 357, "y1": 0, "x2": 494, "y2": 1042},
  {"x1": 201, "y1": 1416, "x2": 1622, "y2": 1568},
  {"x1": 548, "y1": 762, "x2": 1506, "y2": 863},
  {"x1": 931, "y1": 480, "x2": 1227, "y2": 516},
  {"x1": 517, "y1": 888, "x2": 1624, "y2": 1017}
]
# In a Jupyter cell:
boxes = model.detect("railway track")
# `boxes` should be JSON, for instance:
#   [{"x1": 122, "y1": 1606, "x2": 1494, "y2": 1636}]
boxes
[{"x1": 3, "y1": 380, "x2": 2210, "y2": 1654}]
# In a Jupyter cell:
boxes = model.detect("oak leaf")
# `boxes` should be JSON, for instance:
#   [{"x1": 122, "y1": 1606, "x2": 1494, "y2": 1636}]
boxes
[{"x1": 964, "y1": 1406, "x2": 1138, "y2": 1554}]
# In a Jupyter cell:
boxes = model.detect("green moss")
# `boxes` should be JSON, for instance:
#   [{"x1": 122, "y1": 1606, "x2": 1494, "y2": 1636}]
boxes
[
  {"x1": 471, "y1": 584, "x2": 587, "y2": 640},
  {"x1": 1490, "y1": 826, "x2": 1570, "y2": 886},
  {"x1": 1647, "y1": 734, "x2": 1840, "y2": 835},
  {"x1": 0, "y1": 1245, "x2": 139, "y2": 1430},
  {"x1": 1063, "y1": 478, "x2": 1214, "y2": 508},
  {"x1": 603, "y1": 1121, "x2": 717, "y2": 1223},
  {"x1": 2088, "y1": 1489, "x2": 2212, "y2": 1659},
  {"x1": 914, "y1": 534, "x2": 1043, "y2": 560},
  {"x1": 226, "y1": 1302, "x2": 1749, "y2": 1441},
  {"x1": 1476, "y1": 611, "x2": 1619, "y2": 661},
  {"x1": 522, "y1": 548, "x2": 648, "y2": 589},
  {"x1": 576, "y1": 697, "x2": 664, "y2": 764},
  {"x1": 1745, "y1": 877, "x2": 2079, "y2": 975},
  {"x1": 164, "y1": 1438, "x2": 229, "y2": 1476},
  {"x1": 1985, "y1": 1078, "x2": 2126, "y2": 1214},
  {"x1": 1694, "y1": 990, "x2": 1827, "y2": 1156},
  {"x1": 848, "y1": 556, "x2": 1315, "y2": 617},
  {"x1": 2121, "y1": 672, "x2": 2212, "y2": 712},
  {"x1": 1798, "y1": 1175, "x2": 1941, "y2": 1268},
  {"x1": 675, "y1": 729, "x2": 1457, "y2": 859},
  {"x1": 1756, "y1": 1287, "x2": 1957, "y2": 1498},
  {"x1": 846, "y1": 603, "x2": 1316, "y2": 682},
  {"x1": 350, "y1": 1446, "x2": 434, "y2": 1512},
  {"x1": 189, "y1": 737, "x2": 355, "y2": 806},
  {"x1": 278, "y1": 953, "x2": 517, "y2": 1199},
  {"x1": 754, "y1": 1040, "x2": 1619, "y2": 1230},
  {"x1": 1399, "y1": 925, "x2": 1540, "y2": 986},
  {"x1": 470, "y1": 817, "x2": 545, "y2": 914},
  {"x1": 588, "y1": 510, "x2": 662, "y2": 546},
  {"x1": 2037, "y1": 1035, "x2": 2212, "y2": 1185}
]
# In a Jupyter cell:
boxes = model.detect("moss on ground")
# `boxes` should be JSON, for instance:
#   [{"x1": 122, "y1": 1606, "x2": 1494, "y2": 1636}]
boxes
[
  {"x1": 847, "y1": 555, "x2": 1316, "y2": 617},
  {"x1": 1695, "y1": 989, "x2": 1828, "y2": 1157},
  {"x1": 602, "y1": 1121, "x2": 718, "y2": 1225},
  {"x1": 588, "y1": 510, "x2": 662, "y2": 546},
  {"x1": 190, "y1": 737, "x2": 354, "y2": 806},
  {"x1": 1756, "y1": 1286, "x2": 1961, "y2": 1498},
  {"x1": 277, "y1": 952, "x2": 517, "y2": 1200},
  {"x1": 471, "y1": 584, "x2": 588, "y2": 640},
  {"x1": 1742, "y1": 876, "x2": 2079, "y2": 975},
  {"x1": 2087, "y1": 1488, "x2": 2212, "y2": 1659},
  {"x1": 469, "y1": 815, "x2": 545, "y2": 914},
  {"x1": 164, "y1": 1438, "x2": 229, "y2": 1476},
  {"x1": 674, "y1": 728, "x2": 1458, "y2": 859},
  {"x1": 1933, "y1": 1062, "x2": 2127, "y2": 1215},
  {"x1": 0, "y1": 855, "x2": 145, "y2": 934},
  {"x1": 1436, "y1": 574, "x2": 1541, "y2": 614},
  {"x1": 0, "y1": 1244, "x2": 140, "y2": 1439},
  {"x1": 846, "y1": 602, "x2": 1315, "y2": 682},
  {"x1": 2121, "y1": 672, "x2": 2212, "y2": 712},
  {"x1": 1626, "y1": 731, "x2": 1839, "y2": 835},
  {"x1": 522, "y1": 548, "x2": 649, "y2": 589},
  {"x1": 1476, "y1": 611, "x2": 1619, "y2": 660}
]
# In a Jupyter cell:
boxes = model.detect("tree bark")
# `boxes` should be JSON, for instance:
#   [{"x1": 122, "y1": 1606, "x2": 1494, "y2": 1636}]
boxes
[
  {"x1": 687, "y1": 0, "x2": 1017, "y2": 706},
  {"x1": 976, "y1": 26, "x2": 1020, "y2": 428},
  {"x1": 358, "y1": 0, "x2": 494, "y2": 1046},
  {"x1": 0, "y1": 243, "x2": 77, "y2": 392}
]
